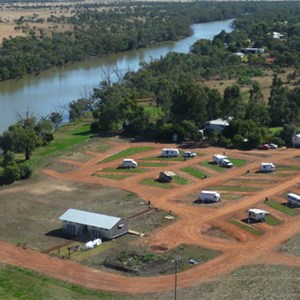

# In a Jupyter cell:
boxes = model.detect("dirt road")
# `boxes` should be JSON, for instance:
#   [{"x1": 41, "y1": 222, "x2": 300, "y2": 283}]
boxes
[{"x1": 1, "y1": 142, "x2": 300, "y2": 294}]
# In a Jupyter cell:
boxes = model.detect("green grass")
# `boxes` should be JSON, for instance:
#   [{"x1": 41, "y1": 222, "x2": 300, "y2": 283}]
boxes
[
  {"x1": 221, "y1": 193, "x2": 243, "y2": 200},
  {"x1": 265, "y1": 200, "x2": 298, "y2": 216},
  {"x1": 228, "y1": 158, "x2": 248, "y2": 167},
  {"x1": 181, "y1": 166, "x2": 208, "y2": 179},
  {"x1": 269, "y1": 127, "x2": 282, "y2": 134},
  {"x1": 100, "y1": 167, "x2": 148, "y2": 173},
  {"x1": 265, "y1": 214, "x2": 282, "y2": 226},
  {"x1": 94, "y1": 173, "x2": 130, "y2": 180},
  {"x1": 99, "y1": 146, "x2": 154, "y2": 163},
  {"x1": 138, "y1": 162, "x2": 168, "y2": 167},
  {"x1": 141, "y1": 178, "x2": 172, "y2": 189},
  {"x1": 276, "y1": 165, "x2": 300, "y2": 171},
  {"x1": 141, "y1": 154, "x2": 185, "y2": 162},
  {"x1": 207, "y1": 185, "x2": 260, "y2": 192},
  {"x1": 173, "y1": 175, "x2": 189, "y2": 185},
  {"x1": 229, "y1": 218, "x2": 264, "y2": 235},
  {"x1": 144, "y1": 106, "x2": 163, "y2": 120},
  {"x1": 0, "y1": 265, "x2": 116, "y2": 300},
  {"x1": 199, "y1": 161, "x2": 225, "y2": 172}
]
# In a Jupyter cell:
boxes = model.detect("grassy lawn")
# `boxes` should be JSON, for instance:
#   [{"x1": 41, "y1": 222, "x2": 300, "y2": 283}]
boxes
[
  {"x1": 265, "y1": 214, "x2": 282, "y2": 226},
  {"x1": 207, "y1": 185, "x2": 261, "y2": 192},
  {"x1": 138, "y1": 162, "x2": 168, "y2": 167},
  {"x1": 141, "y1": 155, "x2": 185, "y2": 162},
  {"x1": 100, "y1": 167, "x2": 148, "y2": 173},
  {"x1": 141, "y1": 178, "x2": 172, "y2": 189},
  {"x1": 181, "y1": 166, "x2": 207, "y2": 179},
  {"x1": 229, "y1": 218, "x2": 264, "y2": 235},
  {"x1": 199, "y1": 161, "x2": 225, "y2": 172},
  {"x1": 94, "y1": 173, "x2": 130, "y2": 180},
  {"x1": 173, "y1": 175, "x2": 189, "y2": 185},
  {"x1": 228, "y1": 158, "x2": 248, "y2": 167},
  {"x1": 221, "y1": 193, "x2": 243, "y2": 200},
  {"x1": 276, "y1": 165, "x2": 300, "y2": 171},
  {"x1": 99, "y1": 146, "x2": 154, "y2": 163},
  {"x1": 265, "y1": 200, "x2": 298, "y2": 216},
  {"x1": 0, "y1": 265, "x2": 116, "y2": 300}
]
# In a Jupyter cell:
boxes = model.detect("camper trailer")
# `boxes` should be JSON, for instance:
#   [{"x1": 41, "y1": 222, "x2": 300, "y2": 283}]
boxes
[
  {"x1": 248, "y1": 208, "x2": 269, "y2": 222},
  {"x1": 260, "y1": 163, "x2": 276, "y2": 172},
  {"x1": 161, "y1": 148, "x2": 180, "y2": 157},
  {"x1": 198, "y1": 191, "x2": 220, "y2": 203},
  {"x1": 287, "y1": 193, "x2": 300, "y2": 206},
  {"x1": 121, "y1": 159, "x2": 138, "y2": 168},
  {"x1": 213, "y1": 154, "x2": 227, "y2": 164}
]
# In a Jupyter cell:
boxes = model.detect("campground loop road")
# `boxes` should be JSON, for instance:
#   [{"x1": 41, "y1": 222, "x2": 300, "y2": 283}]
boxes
[{"x1": 1, "y1": 142, "x2": 300, "y2": 294}]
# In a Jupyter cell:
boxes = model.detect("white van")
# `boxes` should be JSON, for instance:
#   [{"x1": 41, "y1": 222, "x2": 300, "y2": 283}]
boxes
[
  {"x1": 260, "y1": 163, "x2": 276, "y2": 172},
  {"x1": 213, "y1": 154, "x2": 227, "y2": 164},
  {"x1": 161, "y1": 148, "x2": 180, "y2": 157},
  {"x1": 121, "y1": 159, "x2": 138, "y2": 168},
  {"x1": 221, "y1": 159, "x2": 233, "y2": 168},
  {"x1": 198, "y1": 191, "x2": 220, "y2": 203},
  {"x1": 287, "y1": 193, "x2": 300, "y2": 206}
]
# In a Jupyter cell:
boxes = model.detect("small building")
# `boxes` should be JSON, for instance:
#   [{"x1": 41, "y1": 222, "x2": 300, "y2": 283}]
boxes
[
  {"x1": 205, "y1": 118, "x2": 231, "y2": 134},
  {"x1": 273, "y1": 32, "x2": 284, "y2": 39},
  {"x1": 248, "y1": 208, "x2": 269, "y2": 221},
  {"x1": 59, "y1": 208, "x2": 128, "y2": 240},
  {"x1": 159, "y1": 171, "x2": 177, "y2": 183},
  {"x1": 292, "y1": 133, "x2": 300, "y2": 148},
  {"x1": 241, "y1": 48, "x2": 264, "y2": 54}
]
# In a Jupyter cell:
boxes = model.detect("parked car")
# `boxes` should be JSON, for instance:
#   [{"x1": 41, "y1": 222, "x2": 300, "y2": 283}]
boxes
[
  {"x1": 183, "y1": 151, "x2": 197, "y2": 158},
  {"x1": 258, "y1": 144, "x2": 270, "y2": 150},
  {"x1": 269, "y1": 143, "x2": 278, "y2": 149},
  {"x1": 221, "y1": 159, "x2": 233, "y2": 168}
]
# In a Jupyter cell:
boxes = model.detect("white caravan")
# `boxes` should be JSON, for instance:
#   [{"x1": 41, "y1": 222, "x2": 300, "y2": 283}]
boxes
[
  {"x1": 287, "y1": 193, "x2": 300, "y2": 206},
  {"x1": 161, "y1": 148, "x2": 180, "y2": 157},
  {"x1": 213, "y1": 154, "x2": 227, "y2": 164},
  {"x1": 121, "y1": 159, "x2": 138, "y2": 168},
  {"x1": 248, "y1": 208, "x2": 269, "y2": 221},
  {"x1": 260, "y1": 163, "x2": 276, "y2": 172},
  {"x1": 198, "y1": 190, "x2": 220, "y2": 203}
]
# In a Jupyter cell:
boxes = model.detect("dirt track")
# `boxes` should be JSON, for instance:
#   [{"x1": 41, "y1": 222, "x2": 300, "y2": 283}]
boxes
[{"x1": 1, "y1": 142, "x2": 300, "y2": 294}]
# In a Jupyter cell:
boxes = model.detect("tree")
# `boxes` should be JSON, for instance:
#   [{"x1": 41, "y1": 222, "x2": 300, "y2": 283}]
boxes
[
  {"x1": 0, "y1": 124, "x2": 38, "y2": 160},
  {"x1": 221, "y1": 85, "x2": 245, "y2": 119},
  {"x1": 50, "y1": 112, "x2": 63, "y2": 130}
]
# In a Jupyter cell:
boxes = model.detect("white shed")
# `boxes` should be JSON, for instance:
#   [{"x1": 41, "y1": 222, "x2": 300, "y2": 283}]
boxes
[{"x1": 59, "y1": 208, "x2": 128, "y2": 240}]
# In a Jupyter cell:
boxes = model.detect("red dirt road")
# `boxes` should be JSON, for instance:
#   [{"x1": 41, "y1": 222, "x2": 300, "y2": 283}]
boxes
[{"x1": 1, "y1": 142, "x2": 300, "y2": 294}]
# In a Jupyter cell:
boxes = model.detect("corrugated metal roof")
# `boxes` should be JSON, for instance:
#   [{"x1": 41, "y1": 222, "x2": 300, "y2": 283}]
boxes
[{"x1": 59, "y1": 208, "x2": 121, "y2": 229}]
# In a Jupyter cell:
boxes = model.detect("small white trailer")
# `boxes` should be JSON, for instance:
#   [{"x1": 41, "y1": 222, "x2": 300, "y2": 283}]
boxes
[
  {"x1": 260, "y1": 162, "x2": 276, "y2": 172},
  {"x1": 121, "y1": 159, "x2": 138, "y2": 168},
  {"x1": 213, "y1": 154, "x2": 227, "y2": 164},
  {"x1": 198, "y1": 190, "x2": 220, "y2": 203},
  {"x1": 248, "y1": 208, "x2": 269, "y2": 221},
  {"x1": 287, "y1": 193, "x2": 300, "y2": 206},
  {"x1": 161, "y1": 148, "x2": 180, "y2": 157}
]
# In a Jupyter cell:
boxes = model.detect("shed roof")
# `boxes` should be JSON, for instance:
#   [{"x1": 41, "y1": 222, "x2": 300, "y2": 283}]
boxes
[{"x1": 59, "y1": 208, "x2": 121, "y2": 229}]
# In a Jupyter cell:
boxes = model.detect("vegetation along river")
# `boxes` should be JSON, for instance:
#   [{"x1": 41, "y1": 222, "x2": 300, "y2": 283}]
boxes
[{"x1": 0, "y1": 19, "x2": 233, "y2": 133}]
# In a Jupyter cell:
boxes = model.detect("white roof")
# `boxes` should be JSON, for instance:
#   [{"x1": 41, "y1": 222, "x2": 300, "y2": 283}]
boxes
[
  {"x1": 214, "y1": 154, "x2": 227, "y2": 159},
  {"x1": 59, "y1": 208, "x2": 121, "y2": 229},
  {"x1": 261, "y1": 162, "x2": 274, "y2": 166},
  {"x1": 248, "y1": 208, "x2": 269, "y2": 215},
  {"x1": 201, "y1": 190, "x2": 219, "y2": 194},
  {"x1": 161, "y1": 171, "x2": 177, "y2": 177},
  {"x1": 207, "y1": 118, "x2": 230, "y2": 126}
]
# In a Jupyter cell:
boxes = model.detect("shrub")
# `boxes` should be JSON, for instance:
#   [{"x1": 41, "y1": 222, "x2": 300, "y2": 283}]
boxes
[
  {"x1": 2, "y1": 165, "x2": 20, "y2": 184},
  {"x1": 19, "y1": 166, "x2": 33, "y2": 180}
]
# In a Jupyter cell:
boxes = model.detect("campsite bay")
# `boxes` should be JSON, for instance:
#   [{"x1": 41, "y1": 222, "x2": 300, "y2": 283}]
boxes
[{"x1": 0, "y1": 19, "x2": 233, "y2": 132}]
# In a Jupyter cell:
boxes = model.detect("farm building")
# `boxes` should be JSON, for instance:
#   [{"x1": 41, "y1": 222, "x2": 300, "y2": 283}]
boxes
[
  {"x1": 59, "y1": 208, "x2": 128, "y2": 240},
  {"x1": 159, "y1": 171, "x2": 177, "y2": 183},
  {"x1": 205, "y1": 118, "x2": 232, "y2": 134}
]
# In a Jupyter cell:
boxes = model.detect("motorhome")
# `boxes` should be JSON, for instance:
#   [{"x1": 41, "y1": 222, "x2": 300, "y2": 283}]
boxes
[
  {"x1": 213, "y1": 154, "x2": 227, "y2": 164},
  {"x1": 248, "y1": 208, "x2": 269, "y2": 221},
  {"x1": 198, "y1": 191, "x2": 220, "y2": 203},
  {"x1": 121, "y1": 159, "x2": 138, "y2": 168},
  {"x1": 161, "y1": 148, "x2": 180, "y2": 157},
  {"x1": 260, "y1": 163, "x2": 276, "y2": 172},
  {"x1": 287, "y1": 193, "x2": 300, "y2": 206}
]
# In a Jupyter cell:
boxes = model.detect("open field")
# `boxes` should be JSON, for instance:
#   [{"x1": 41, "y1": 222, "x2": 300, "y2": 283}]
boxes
[{"x1": 1, "y1": 136, "x2": 300, "y2": 298}]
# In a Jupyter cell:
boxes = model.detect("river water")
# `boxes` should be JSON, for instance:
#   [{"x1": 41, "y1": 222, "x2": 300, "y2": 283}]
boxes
[{"x1": 0, "y1": 19, "x2": 233, "y2": 132}]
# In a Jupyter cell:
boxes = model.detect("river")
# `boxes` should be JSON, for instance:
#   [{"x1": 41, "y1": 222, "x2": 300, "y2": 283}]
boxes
[{"x1": 0, "y1": 19, "x2": 233, "y2": 132}]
